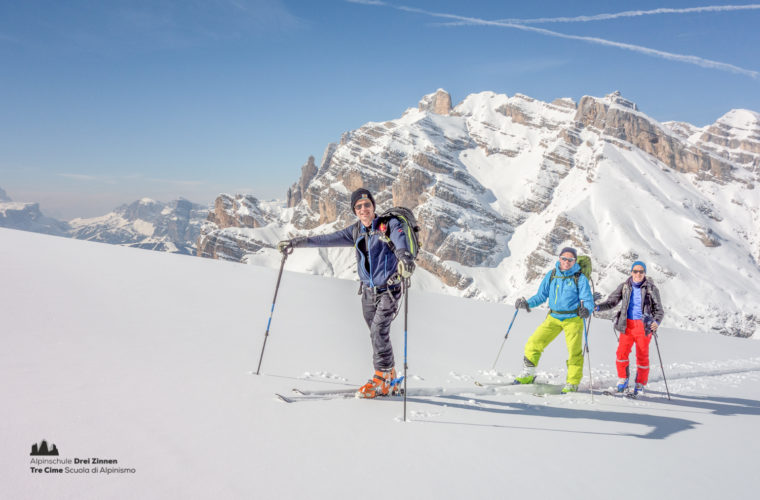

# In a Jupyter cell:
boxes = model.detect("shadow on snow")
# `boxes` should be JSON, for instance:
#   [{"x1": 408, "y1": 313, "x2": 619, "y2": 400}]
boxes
[{"x1": 404, "y1": 395, "x2": 697, "y2": 440}]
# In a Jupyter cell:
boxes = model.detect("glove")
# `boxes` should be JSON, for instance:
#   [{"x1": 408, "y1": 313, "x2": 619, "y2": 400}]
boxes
[
  {"x1": 578, "y1": 307, "x2": 590, "y2": 319},
  {"x1": 395, "y1": 250, "x2": 415, "y2": 278},
  {"x1": 593, "y1": 292, "x2": 603, "y2": 302},
  {"x1": 277, "y1": 237, "x2": 305, "y2": 254},
  {"x1": 514, "y1": 297, "x2": 530, "y2": 311}
]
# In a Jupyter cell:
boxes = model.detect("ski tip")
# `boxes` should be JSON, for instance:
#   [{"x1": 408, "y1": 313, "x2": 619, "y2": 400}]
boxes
[{"x1": 275, "y1": 393, "x2": 294, "y2": 403}]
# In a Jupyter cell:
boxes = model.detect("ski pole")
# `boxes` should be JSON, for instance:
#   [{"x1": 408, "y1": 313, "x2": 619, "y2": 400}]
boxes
[
  {"x1": 402, "y1": 277, "x2": 410, "y2": 422},
  {"x1": 582, "y1": 300, "x2": 594, "y2": 402},
  {"x1": 255, "y1": 246, "x2": 292, "y2": 375},
  {"x1": 491, "y1": 309, "x2": 520, "y2": 370},
  {"x1": 652, "y1": 331, "x2": 671, "y2": 400}
]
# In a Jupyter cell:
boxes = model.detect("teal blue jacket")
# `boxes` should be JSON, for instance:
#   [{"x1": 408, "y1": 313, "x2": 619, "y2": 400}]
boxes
[{"x1": 527, "y1": 261, "x2": 595, "y2": 320}]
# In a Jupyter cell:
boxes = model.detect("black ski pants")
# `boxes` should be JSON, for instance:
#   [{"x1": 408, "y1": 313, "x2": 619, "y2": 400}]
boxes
[{"x1": 360, "y1": 285, "x2": 402, "y2": 371}]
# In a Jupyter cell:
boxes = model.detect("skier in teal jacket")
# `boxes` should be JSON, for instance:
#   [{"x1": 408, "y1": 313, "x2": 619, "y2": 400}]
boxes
[{"x1": 513, "y1": 247, "x2": 595, "y2": 393}]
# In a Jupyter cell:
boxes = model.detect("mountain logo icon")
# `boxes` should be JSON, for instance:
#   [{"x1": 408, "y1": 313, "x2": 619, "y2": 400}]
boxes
[{"x1": 30, "y1": 440, "x2": 59, "y2": 456}]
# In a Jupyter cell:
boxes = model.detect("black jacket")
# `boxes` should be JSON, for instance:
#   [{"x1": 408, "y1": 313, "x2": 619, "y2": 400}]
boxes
[{"x1": 596, "y1": 277, "x2": 664, "y2": 333}]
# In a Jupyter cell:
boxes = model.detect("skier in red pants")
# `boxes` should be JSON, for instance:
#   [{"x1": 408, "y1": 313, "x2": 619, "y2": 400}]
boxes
[{"x1": 595, "y1": 261, "x2": 664, "y2": 396}]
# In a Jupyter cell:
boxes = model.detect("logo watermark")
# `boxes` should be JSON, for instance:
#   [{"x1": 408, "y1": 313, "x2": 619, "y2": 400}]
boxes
[{"x1": 28, "y1": 439, "x2": 136, "y2": 475}]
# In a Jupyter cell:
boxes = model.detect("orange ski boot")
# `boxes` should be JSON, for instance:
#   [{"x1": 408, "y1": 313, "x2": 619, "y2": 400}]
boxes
[{"x1": 356, "y1": 368, "x2": 396, "y2": 399}]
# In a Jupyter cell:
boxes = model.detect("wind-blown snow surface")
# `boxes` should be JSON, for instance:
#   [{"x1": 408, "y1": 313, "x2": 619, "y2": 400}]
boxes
[{"x1": 2, "y1": 227, "x2": 759, "y2": 500}]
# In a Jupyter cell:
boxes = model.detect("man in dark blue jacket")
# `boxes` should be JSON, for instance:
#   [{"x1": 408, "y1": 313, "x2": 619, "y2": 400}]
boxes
[{"x1": 278, "y1": 188, "x2": 415, "y2": 398}]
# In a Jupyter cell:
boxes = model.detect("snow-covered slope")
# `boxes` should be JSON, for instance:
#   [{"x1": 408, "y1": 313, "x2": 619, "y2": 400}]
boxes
[
  {"x1": 2, "y1": 228, "x2": 759, "y2": 499},
  {"x1": 201, "y1": 90, "x2": 760, "y2": 338}
]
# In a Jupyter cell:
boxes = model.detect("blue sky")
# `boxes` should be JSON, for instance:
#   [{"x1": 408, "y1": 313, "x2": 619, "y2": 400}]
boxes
[{"x1": 1, "y1": 0, "x2": 758, "y2": 219}]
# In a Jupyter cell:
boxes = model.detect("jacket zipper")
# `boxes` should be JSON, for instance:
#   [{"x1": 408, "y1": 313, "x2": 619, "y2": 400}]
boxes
[{"x1": 365, "y1": 227, "x2": 375, "y2": 288}]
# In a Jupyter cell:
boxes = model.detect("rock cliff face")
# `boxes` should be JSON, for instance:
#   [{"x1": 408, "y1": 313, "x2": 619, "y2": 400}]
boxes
[
  {"x1": 418, "y1": 89, "x2": 452, "y2": 115},
  {"x1": 198, "y1": 90, "x2": 760, "y2": 338},
  {"x1": 286, "y1": 156, "x2": 320, "y2": 208},
  {"x1": 575, "y1": 92, "x2": 736, "y2": 183},
  {"x1": 197, "y1": 194, "x2": 283, "y2": 260}
]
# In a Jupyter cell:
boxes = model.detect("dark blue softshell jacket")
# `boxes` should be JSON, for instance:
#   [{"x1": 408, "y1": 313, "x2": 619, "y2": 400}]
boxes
[{"x1": 301, "y1": 216, "x2": 410, "y2": 288}]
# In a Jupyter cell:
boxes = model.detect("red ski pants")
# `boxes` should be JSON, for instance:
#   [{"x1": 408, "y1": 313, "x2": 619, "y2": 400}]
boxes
[{"x1": 616, "y1": 319, "x2": 652, "y2": 385}]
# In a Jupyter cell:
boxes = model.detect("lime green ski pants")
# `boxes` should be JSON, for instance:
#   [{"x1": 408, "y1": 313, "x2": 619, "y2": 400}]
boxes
[{"x1": 524, "y1": 315, "x2": 585, "y2": 385}]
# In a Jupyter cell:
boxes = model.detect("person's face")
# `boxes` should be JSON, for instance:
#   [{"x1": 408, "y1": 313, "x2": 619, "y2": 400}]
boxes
[
  {"x1": 354, "y1": 199, "x2": 375, "y2": 226},
  {"x1": 559, "y1": 252, "x2": 576, "y2": 271},
  {"x1": 631, "y1": 265, "x2": 646, "y2": 283}
]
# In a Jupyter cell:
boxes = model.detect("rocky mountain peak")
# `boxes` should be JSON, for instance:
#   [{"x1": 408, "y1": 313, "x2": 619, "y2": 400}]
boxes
[
  {"x1": 603, "y1": 90, "x2": 638, "y2": 111},
  {"x1": 717, "y1": 108, "x2": 760, "y2": 128},
  {"x1": 287, "y1": 155, "x2": 320, "y2": 208},
  {"x1": 418, "y1": 89, "x2": 452, "y2": 115},
  {"x1": 117, "y1": 198, "x2": 165, "y2": 221},
  {"x1": 700, "y1": 109, "x2": 760, "y2": 165},
  {"x1": 0, "y1": 187, "x2": 11, "y2": 202}
]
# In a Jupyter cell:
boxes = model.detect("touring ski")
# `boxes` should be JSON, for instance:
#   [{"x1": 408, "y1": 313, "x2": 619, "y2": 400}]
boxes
[
  {"x1": 475, "y1": 381, "x2": 566, "y2": 396},
  {"x1": 602, "y1": 389, "x2": 638, "y2": 399}
]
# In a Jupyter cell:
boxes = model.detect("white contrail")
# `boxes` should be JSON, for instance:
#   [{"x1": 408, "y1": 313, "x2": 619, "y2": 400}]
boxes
[
  {"x1": 348, "y1": 1, "x2": 759, "y2": 79},
  {"x1": 489, "y1": 4, "x2": 760, "y2": 25}
]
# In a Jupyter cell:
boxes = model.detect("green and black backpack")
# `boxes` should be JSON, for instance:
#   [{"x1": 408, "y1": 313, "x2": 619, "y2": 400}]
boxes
[
  {"x1": 549, "y1": 255, "x2": 593, "y2": 314},
  {"x1": 352, "y1": 207, "x2": 421, "y2": 258}
]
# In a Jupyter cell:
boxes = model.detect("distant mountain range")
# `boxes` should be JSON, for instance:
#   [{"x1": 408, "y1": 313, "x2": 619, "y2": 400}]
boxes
[
  {"x1": 3, "y1": 89, "x2": 759, "y2": 337},
  {"x1": 0, "y1": 195, "x2": 207, "y2": 255}
]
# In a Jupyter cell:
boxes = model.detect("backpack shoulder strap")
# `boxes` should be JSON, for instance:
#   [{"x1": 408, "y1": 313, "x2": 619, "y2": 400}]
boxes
[
  {"x1": 376, "y1": 216, "x2": 396, "y2": 253},
  {"x1": 351, "y1": 221, "x2": 363, "y2": 244}
]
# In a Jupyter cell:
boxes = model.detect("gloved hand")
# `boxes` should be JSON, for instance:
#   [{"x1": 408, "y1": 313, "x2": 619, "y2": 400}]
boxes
[
  {"x1": 395, "y1": 249, "x2": 415, "y2": 278},
  {"x1": 593, "y1": 291, "x2": 603, "y2": 302},
  {"x1": 277, "y1": 237, "x2": 305, "y2": 254},
  {"x1": 514, "y1": 297, "x2": 530, "y2": 312},
  {"x1": 578, "y1": 307, "x2": 590, "y2": 319},
  {"x1": 276, "y1": 240, "x2": 291, "y2": 254}
]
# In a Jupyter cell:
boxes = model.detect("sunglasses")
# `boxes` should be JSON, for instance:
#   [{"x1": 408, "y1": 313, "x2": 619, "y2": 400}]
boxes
[
  {"x1": 354, "y1": 201, "x2": 372, "y2": 211},
  {"x1": 559, "y1": 257, "x2": 575, "y2": 263},
  {"x1": 632, "y1": 270, "x2": 645, "y2": 275}
]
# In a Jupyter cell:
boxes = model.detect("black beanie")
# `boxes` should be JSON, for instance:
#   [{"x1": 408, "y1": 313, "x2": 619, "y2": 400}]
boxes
[
  {"x1": 559, "y1": 247, "x2": 577, "y2": 259},
  {"x1": 350, "y1": 188, "x2": 375, "y2": 211}
]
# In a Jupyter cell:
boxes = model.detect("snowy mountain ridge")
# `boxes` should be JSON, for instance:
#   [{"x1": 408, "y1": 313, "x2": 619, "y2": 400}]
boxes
[
  {"x1": 0, "y1": 190, "x2": 70, "y2": 237},
  {"x1": 69, "y1": 198, "x2": 208, "y2": 255},
  {"x1": 200, "y1": 89, "x2": 760, "y2": 338},
  {"x1": 0, "y1": 193, "x2": 209, "y2": 255}
]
